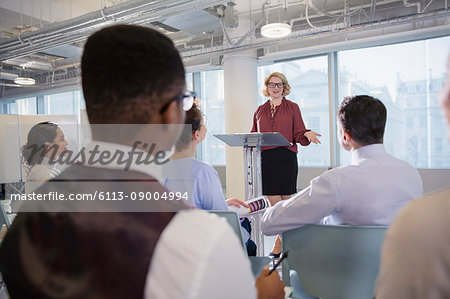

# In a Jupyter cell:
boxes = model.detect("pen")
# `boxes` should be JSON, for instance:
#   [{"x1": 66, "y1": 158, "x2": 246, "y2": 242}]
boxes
[{"x1": 268, "y1": 251, "x2": 288, "y2": 275}]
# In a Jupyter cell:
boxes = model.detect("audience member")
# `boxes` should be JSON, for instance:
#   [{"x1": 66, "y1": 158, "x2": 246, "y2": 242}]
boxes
[
  {"x1": 22, "y1": 121, "x2": 68, "y2": 193},
  {"x1": 375, "y1": 53, "x2": 450, "y2": 299},
  {"x1": 163, "y1": 103, "x2": 234, "y2": 210},
  {"x1": 162, "y1": 103, "x2": 255, "y2": 254},
  {"x1": 261, "y1": 95, "x2": 423, "y2": 235}
]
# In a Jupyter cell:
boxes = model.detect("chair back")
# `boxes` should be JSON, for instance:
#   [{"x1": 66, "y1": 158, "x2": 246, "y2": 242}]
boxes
[{"x1": 282, "y1": 224, "x2": 388, "y2": 299}]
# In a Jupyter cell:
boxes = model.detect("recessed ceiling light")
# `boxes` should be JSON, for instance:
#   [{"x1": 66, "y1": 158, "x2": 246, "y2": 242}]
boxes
[
  {"x1": 261, "y1": 23, "x2": 292, "y2": 38},
  {"x1": 14, "y1": 77, "x2": 36, "y2": 85}
]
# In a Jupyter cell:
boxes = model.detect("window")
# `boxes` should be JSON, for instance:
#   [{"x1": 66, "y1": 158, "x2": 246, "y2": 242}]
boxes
[
  {"x1": 3, "y1": 91, "x2": 86, "y2": 116},
  {"x1": 338, "y1": 36, "x2": 450, "y2": 168},
  {"x1": 186, "y1": 73, "x2": 193, "y2": 90},
  {"x1": 258, "y1": 55, "x2": 330, "y2": 167},
  {"x1": 407, "y1": 99, "x2": 413, "y2": 107},
  {"x1": 307, "y1": 117, "x2": 320, "y2": 132},
  {"x1": 307, "y1": 91, "x2": 322, "y2": 99},
  {"x1": 198, "y1": 70, "x2": 226, "y2": 166},
  {"x1": 434, "y1": 138, "x2": 442, "y2": 152},
  {"x1": 7, "y1": 97, "x2": 37, "y2": 114},
  {"x1": 44, "y1": 91, "x2": 85, "y2": 115},
  {"x1": 420, "y1": 117, "x2": 426, "y2": 127},
  {"x1": 407, "y1": 117, "x2": 413, "y2": 127}
]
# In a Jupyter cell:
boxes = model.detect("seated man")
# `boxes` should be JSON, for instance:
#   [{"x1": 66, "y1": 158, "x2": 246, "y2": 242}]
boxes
[
  {"x1": 375, "y1": 53, "x2": 450, "y2": 299},
  {"x1": 261, "y1": 95, "x2": 423, "y2": 235},
  {"x1": 0, "y1": 25, "x2": 284, "y2": 299}
]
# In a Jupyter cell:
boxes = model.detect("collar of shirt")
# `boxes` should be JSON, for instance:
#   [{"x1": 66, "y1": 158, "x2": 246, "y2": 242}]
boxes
[
  {"x1": 351, "y1": 143, "x2": 386, "y2": 165},
  {"x1": 40, "y1": 157, "x2": 59, "y2": 168},
  {"x1": 82, "y1": 140, "x2": 164, "y2": 183},
  {"x1": 266, "y1": 97, "x2": 285, "y2": 106}
]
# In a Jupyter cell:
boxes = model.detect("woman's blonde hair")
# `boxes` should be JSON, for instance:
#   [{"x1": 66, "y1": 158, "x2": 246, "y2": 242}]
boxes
[{"x1": 261, "y1": 72, "x2": 291, "y2": 97}]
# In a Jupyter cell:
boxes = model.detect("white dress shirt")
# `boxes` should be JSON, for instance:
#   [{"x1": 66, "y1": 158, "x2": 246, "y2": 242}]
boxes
[
  {"x1": 145, "y1": 209, "x2": 256, "y2": 299},
  {"x1": 84, "y1": 141, "x2": 257, "y2": 299},
  {"x1": 261, "y1": 144, "x2": 423, "y2": 235}
]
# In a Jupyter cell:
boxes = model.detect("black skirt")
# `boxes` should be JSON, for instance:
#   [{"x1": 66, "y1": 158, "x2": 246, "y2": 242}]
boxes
[{"x1": 261, "y1": 147, "x2": 298, "y2": 196}]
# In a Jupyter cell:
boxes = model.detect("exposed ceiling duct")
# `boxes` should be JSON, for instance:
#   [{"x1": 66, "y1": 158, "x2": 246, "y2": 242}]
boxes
[
  {"x1": 4, "y1": 57, "x2": 53, "y2": 71},
  {"x1": 0, "y1": 0, "x2": 228, "y2": 61},
  {"x1": 0, "y1": 71, "x2": 17, "y2": 80},
  {"x1": 181, "y1": 8, "x2": 450, "y2": 60},
  {"x1": 41, "y1": 45, "x2": 83, "y2": 60},
  {"x1": 161, "y1": 9, "x2": 222, "y2": 34}
]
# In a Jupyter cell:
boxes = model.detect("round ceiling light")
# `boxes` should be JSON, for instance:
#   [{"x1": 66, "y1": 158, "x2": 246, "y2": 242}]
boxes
[
  {"x1": 261, "y1": 23, "x2": 292, "y2": 38},
  {"x1": 14, "y1": 77, "x2": 36, "y2": 85}
]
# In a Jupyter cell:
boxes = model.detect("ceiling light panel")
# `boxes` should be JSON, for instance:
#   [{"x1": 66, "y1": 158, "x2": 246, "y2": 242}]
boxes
[{"x1": 261, "y1": 23, "x2": 292, "y2": 38}]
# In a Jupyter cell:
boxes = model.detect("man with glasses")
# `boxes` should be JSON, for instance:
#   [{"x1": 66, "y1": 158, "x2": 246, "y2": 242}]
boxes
[
  {"x1": 159, "y1": 91, "x2": 196, "y2": 114},
  {"x1": 0, "y1": 25, "x2": 284, "y2": 298}
]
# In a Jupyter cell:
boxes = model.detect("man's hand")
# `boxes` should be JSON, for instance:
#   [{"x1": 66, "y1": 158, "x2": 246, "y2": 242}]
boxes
[
  {"x1": 255, "y1": 266, "x2": 285, "y2": 299},
  {"x1": 226, "y1": 198, "x2": 249, "y2": 209}
]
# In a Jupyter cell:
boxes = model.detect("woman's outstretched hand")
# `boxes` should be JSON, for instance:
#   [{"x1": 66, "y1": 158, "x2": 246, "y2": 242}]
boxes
[{"x1": 304, "y1": 131, "x2": 322, "y2": 144}]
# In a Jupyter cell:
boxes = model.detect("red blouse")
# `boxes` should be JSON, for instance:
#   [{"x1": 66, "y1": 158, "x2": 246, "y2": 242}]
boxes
[{"x1": 251, "y1": 98, "x2": 310, "y2": 153}]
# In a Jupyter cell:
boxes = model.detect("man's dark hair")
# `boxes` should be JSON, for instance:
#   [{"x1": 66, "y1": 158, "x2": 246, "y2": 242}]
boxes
[
  {"x1": 175, "y1": 103, "x2": 203, "y2": 152},
  {"x1": 81, "y1": 25, "x2": 185, "y2": 124},
  {"x1": 338, "y1": 95, "x2": 387, "y2": 145}
]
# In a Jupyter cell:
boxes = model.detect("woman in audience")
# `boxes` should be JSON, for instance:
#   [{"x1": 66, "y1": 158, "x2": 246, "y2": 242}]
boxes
[
  {"x1": 22, "y1": 121, "x2": 68, "y2": 193},
  {"x1": 162, "y1": 103, "x2": 240, "y2": 209},
  {"x1": 162, "y1": 103, "x2": 255, "y2": 254}
]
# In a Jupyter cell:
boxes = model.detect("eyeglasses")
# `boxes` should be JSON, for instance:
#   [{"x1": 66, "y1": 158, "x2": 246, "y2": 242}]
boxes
[
  {"x1": 160, "y1": 91, "x2": 196, "y2": 113},
  {"x1": 268, "y1": 82, "x2": 284, "y2": 88}
]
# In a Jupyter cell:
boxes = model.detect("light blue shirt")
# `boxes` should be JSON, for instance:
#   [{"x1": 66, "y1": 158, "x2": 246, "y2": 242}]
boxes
[
  {"x1": 261, "y1": 144, "x2": 424, "y2": 235},
  {"x1": 161, "y1": 157, "x2": 228, "y2": 211}
]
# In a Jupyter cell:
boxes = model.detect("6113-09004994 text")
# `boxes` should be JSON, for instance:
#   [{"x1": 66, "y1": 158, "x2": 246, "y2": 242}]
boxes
[{"x1": 10, "y1": 191, "x2": 189, "y2": 201}]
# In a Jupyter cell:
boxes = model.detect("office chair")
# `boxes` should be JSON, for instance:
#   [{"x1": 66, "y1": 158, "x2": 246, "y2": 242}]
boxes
[
  {"x1": 209, "y1": 210, "x2": 271, "y2": 277},
  {"x1": 282, "y1": 224, "x2": 388, "y2": 299}
]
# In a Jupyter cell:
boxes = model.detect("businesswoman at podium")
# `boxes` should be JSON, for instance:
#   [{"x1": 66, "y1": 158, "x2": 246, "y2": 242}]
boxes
[{"x1": 251, "y1": 72, "x2": 321, "y2": 256}]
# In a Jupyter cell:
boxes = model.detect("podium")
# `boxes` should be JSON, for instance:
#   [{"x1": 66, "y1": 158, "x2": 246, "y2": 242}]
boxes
[{"x1": 214, "y1": 132, "x2": 291, "y2": 256}]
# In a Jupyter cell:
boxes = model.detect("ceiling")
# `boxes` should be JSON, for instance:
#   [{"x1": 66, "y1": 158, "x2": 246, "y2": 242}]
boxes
[{"x1": 0, "y1": 0, "x2": 449, "y2": 99}]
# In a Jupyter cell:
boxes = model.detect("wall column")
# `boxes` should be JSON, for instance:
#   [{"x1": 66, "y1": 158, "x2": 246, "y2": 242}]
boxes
[{"x1": 223, "y1": 49, "x2": 258, "y2": 200}]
